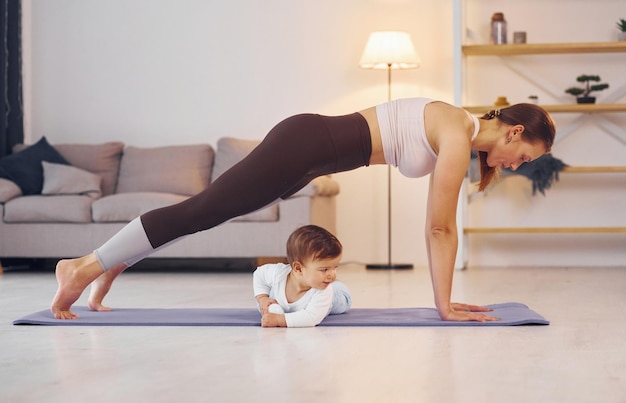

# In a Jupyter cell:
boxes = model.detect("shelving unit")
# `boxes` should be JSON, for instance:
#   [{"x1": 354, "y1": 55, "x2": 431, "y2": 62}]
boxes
[{"x1": 452, "y1": 1, "x2": 626, "y2": 269}]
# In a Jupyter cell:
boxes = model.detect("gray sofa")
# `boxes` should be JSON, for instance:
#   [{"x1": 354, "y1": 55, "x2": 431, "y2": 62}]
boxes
[{"x1": 0, "y1": 137, "x2": 339, "y2": 270}]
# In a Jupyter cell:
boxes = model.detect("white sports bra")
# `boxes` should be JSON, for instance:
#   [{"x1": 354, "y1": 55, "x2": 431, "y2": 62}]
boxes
[{"x1": 376, "y1": 97, "x2": 479, "y2": 178}]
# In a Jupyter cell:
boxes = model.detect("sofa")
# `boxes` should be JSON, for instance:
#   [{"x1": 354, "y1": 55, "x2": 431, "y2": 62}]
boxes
[{"x1": 0, "y1": 137, "x2": 339, "y2": 271}]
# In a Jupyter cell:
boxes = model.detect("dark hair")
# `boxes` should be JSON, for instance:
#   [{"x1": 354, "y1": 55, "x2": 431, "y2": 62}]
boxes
[
  {"x1": 477, "y1": 103, "x2": 555, "y2": 191},
  {"x1": 286, "y1": 225, "x2": 342, "y2": 265}
]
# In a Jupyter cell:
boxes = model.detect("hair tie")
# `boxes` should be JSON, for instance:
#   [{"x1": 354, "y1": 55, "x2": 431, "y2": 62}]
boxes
[{"x1": 486, "y1": 109, "x2": 501, "y2": 119}]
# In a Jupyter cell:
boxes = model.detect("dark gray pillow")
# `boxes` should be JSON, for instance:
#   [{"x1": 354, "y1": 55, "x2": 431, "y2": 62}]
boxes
[{"x1": 0, "y1": 137, "x2": 69, "y2": 195}]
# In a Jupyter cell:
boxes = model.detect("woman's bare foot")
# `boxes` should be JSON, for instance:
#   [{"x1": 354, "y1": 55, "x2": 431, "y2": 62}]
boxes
[
  {"x1": 51, "y1": 254, "x2": 105, "y2": 319},
  {"x1": 88, "y1": 263, "x2": 128, "y2": 312}
]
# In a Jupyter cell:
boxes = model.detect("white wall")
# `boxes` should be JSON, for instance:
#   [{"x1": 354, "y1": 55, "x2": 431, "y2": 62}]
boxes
[{"x1": 23, "y1": 0, "x2": 625, "y2": 267}]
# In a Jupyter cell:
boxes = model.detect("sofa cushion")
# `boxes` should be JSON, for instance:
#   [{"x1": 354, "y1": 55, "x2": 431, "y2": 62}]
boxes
[
  {"x1": 3, "y1": 195, "x2": 93, "y2": 223},
  {"x1": 92, "y1": 192, "x2": 188, "y2": 222},
  {"x1": 231, "y1": 204, "x2": 279, "y2": 222},
  {"x1": 116, "y1": 145, "x2": 214, "y2": 196},
  {"x1": 211, "y1": 137, "x2": 260, "y2": 181},
  {"x1": 292, "y1": 175, "x2": 340, "y2": 198},
  {"x1": 0, "y1": 137, "x2": 70, "y2": 195},
  {"x1": 53, "y1": 142, "x2": 125, "y2": 196},
  {"x1": 41, "y1": 161, "x2": 102, "y2": 199},
  {"x1": 211, "y1": 137, "x2": 278, "y2": 222},
  {"x1": 0, "y1": 178, "x2": 22, "y2": 203}
]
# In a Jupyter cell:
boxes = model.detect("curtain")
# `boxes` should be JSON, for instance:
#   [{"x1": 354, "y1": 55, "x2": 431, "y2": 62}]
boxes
[{"x1": 0, "y1": 0, "x2": 23, "y2": 157}]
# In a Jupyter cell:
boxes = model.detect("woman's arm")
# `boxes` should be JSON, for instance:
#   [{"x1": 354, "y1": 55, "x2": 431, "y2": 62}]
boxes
[{"x1": 425, "y1": 121, "x2": 497, "y2": 322}]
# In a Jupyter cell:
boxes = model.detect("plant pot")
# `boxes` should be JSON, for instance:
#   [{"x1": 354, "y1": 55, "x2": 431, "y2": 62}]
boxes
[
  {"x1": 619, "y1": 31, "x2": 626, "y2": 41},
  {"x1": 577, "y1": 96, "x2": 596, "y2": 104}
]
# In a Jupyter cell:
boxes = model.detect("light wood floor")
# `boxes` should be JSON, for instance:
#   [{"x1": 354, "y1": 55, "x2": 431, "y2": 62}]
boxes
[{"x1": 1, "y1": 263, "x2": 625, "y2": 403}]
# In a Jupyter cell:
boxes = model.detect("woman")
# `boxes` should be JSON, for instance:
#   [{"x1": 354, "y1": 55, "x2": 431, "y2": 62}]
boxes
[{"x1": 51, "y1": 98, "x2": 555, "y2": 321}]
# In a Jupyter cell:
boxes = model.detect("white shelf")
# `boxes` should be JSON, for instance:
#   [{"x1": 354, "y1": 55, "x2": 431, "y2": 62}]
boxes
[
  {"x1": 465, "y1": 104, "x2": 626, "y2": 114},
  {"x1": 462, "y1": 41, "x2": 626, "y2": 56},
  {"x1": 464, "y1": 227, "x2": 626, "y2": 234}
]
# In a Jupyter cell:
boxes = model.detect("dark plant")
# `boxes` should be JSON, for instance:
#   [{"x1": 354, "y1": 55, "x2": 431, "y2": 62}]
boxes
[
  {"x1": 617, "y1": 18, "x2": 626, "y2": 32},
  {"x1": 565, "y1": 75, "x2": 609, "y2": 99}
]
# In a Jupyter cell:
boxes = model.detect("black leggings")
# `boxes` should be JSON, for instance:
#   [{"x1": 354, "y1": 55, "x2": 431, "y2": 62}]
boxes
[{"x1": 140, "y1": 112, "x2": 372, "y2": 248}]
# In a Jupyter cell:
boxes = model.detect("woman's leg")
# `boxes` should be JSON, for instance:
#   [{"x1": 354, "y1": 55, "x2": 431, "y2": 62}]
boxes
[
  {"x1": 51, "y1": 253, "x2": 110, "y2": 319},
  {"x1": 52, "y1": 112, "x2": 371, "y2": 318},
  {"x1": 87, "y1": 262, "x2": 128, "y2": 312},
  {"x1": 140, "y1": 114, "x2": 341, "y2": 248},
  {"x1": 88, "y1": 225, "x2": 192, "y2": 311}
]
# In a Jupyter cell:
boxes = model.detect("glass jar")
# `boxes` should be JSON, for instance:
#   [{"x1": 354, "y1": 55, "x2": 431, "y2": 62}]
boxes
[{"x1": 490, "y1": 12, "x2": 507, "y2": 44}]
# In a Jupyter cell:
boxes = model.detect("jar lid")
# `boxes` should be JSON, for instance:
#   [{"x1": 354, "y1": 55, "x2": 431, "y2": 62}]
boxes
[
  {"x1": 491, "y1": 12, "x2": 505, "y2": 21},
  {"x1": 494, "y1": 96, "x2": 510, "y2": 107}
]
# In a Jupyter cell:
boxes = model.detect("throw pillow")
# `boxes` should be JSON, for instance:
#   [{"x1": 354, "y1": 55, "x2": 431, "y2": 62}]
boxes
[
  {"x1": 116, "y1": 144, "x2": 214, "y2": 196},
  {"x1": 41, "y1": 161, "x2": 102, "y2": 199},
  {"x1": 0, "y1": 136, "x2": 69, "y2": 195},
  {"x1": 211, "y1": 137, "x2": 278, "y2": 222},
  {"x1": 12, "y1": 141, "x2": 125, "y2": 196},
  {"x1": 210, "y1": 137, "x2": 261, "y2": 182},
  {"x1": 54, "y1": 142, "x2": 125, "y2": 196},
  {"x1": 0, "y1": 177, "x2": 22, "y2": 202}
]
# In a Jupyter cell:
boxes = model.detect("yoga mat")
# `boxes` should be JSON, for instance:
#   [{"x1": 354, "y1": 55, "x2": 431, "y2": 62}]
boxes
[{"x1": 13, "y1": 302, "x2": 548, "y2": 327}]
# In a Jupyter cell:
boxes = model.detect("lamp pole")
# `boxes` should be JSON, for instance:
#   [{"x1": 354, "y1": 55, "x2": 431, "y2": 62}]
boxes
[{"x1": 359, "y1": 31, "x2": 419, "y2": 270}]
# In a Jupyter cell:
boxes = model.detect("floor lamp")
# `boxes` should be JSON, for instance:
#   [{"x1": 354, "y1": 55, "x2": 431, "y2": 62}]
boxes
[{"x1": 359, "y1": 31, "x2": 420, "y2": 269}]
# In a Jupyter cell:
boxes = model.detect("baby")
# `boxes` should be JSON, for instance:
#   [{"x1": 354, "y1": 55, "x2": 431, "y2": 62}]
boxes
[{"x1": 253, "y1": 225, "x2": 351, "y2": 327}]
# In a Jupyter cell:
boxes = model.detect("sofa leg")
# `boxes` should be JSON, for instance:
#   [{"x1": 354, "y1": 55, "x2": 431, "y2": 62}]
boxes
[{"x1": 255, "y1": 256, "x2": 288, "y2": 267}]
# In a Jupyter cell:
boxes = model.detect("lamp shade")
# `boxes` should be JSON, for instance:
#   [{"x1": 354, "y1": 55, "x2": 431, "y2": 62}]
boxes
[{"x1": 359, "y1": 31, "x2": 420, "y2": 70}]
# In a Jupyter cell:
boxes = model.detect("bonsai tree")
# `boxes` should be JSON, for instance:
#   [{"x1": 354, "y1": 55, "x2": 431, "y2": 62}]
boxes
[
  {"x1": 618, "y1": 18, "x2": 626, "y2": 41},
  {"x1": 565, "y1": 75, "x2": 609, "y2": 104}
]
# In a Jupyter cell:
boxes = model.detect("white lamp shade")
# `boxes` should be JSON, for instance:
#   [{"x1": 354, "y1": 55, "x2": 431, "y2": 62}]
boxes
[{"x1": 359, "y1": 31, "x2": 420, "y2": 70}]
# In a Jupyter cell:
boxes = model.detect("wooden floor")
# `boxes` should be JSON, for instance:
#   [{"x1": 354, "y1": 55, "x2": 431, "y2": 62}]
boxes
[{"x1": 1, "y1": 263, "x2": 625, "y2": 403}]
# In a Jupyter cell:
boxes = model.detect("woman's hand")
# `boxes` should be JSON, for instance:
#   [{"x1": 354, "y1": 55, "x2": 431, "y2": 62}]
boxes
[{"x1": 440, "y1": 302, "x2": 500, "y2": 322}]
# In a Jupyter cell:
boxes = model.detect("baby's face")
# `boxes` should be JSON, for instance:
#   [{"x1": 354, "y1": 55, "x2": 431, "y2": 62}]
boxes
[{"x1": 300, "y1": 256, "x2": 342, "y2": 290}]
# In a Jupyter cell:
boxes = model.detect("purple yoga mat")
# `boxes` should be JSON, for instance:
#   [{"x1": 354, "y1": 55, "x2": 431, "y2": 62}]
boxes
[{"x1": 13, "y1": 302, "x2": 548, "y2": 327}]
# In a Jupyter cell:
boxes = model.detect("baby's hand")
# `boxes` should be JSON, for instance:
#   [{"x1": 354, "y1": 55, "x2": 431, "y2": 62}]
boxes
[
  {"x1": 268, "y1": 304, "x2": 285, "y2": 314},
  {"x1": 261, "y1": 312, "x2": 287, "y2": 327},
  {"x1": 258, "y1": 297, "x2": 279, "y2": 314}
]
